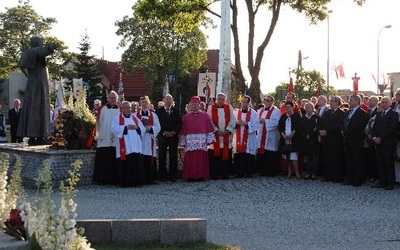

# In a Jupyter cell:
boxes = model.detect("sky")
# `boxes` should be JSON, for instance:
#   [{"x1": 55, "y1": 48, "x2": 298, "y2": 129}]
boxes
[{"x1": 1, "y1": 0, "x2": 399, "y2": 95}]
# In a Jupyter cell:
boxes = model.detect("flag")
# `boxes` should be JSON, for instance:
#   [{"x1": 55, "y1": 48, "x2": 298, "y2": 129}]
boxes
[
  {"x1": 118, "y1": 72, "x2": 124, "y2": 104},
  {"x1": 163, "y1": 74, "x2": 169, "y2": 97},
  {"x1": 371, "y1": 72, "x2": 377, "y2": 84},
  {"x1": 288, "y1": 71, "x2": 294, "y2": 93},
  {"x1": 334, "y1": 62, "x2": 345, "y2": 79},
  {"x1": 73, "y1": 78, "x2": 83, "y2": 98},
  {"x1": 381, "y1": 72, "x2": 387, "y2": 87},
  {"x1": 54, "y1": 83, "x2": 67, "y2": 114}
]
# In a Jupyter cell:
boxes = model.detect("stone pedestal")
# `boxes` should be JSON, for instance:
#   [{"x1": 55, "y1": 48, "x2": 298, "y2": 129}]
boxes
[
  {"x1": 0, "y1": 144, "x2": 95, "y2": 188},
  {"x1": 0, "y1": 144, "x2": 186, "y2": 188}
]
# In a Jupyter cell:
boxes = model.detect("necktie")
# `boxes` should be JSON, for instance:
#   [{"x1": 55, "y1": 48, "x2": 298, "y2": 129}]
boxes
[
  {"x1": 382, "y1": 110, "x2": 387, "y2": 116},
  {"x1": 346, "y1": 109, "x2": 353, "y2": 125},
  {"x1": 166, "y1": 109, "x2": 170, "y2": 116}
]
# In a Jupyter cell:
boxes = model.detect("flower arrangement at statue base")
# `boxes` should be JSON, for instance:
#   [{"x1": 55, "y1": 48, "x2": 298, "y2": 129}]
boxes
[
  {"x1": 0, "y1": 152, "x2": 94, "y2": 250},
  {"x1": 49, "y1": 89, "x2": 96, "y2": 150}
]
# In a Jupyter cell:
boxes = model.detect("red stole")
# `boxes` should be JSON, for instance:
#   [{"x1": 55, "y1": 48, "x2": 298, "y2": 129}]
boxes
[
  {"x1": 212, "y1": 103, "x2": 230, "y2": 160},
  {"x1": 258, "y1": 107, "x2": 274, "y2": 154},
  {"x1": 119, "y1": 113, "x2": 139, "y2": 161},
  {"x1": 136, "y1": 110, "x2": 155, "y2": 163},
  {"x1": 236, "y1": 109, "x2": 251, "y2": 153}
]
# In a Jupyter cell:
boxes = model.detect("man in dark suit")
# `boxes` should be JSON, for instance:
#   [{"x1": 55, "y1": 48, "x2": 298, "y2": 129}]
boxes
[
  {"x1": 364, "y1": 96, "x2": 379, "y2": 183},
  {"x1": 8, "y1": 99, "x2": 23, "y2": 143},
  {"x1": 343, "y1": 94, "x2": 369, "y2": 186},
  {"x1": 156, "y1": 94, "x2": 182, "y2": 182},
  {"x1": 390, "y1": 88, "x2": 400, "y2": 110},
  {"x1": 319, "y1": 96, "x2": 345, "y2": 182},
  {"x1": 371, "y1": 97, "x2": 398, "y2": 190},
  {"x1": 316, "y1": 95, "x2": 330, "y2": 177}
]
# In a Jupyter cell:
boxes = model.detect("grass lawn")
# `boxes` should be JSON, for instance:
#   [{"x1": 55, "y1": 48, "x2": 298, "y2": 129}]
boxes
[{"x1": 92, "y1": 242, "x2": 241, "y2": 250}]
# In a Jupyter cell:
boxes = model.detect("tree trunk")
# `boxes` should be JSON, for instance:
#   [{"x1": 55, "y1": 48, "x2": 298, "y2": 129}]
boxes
[{"x1": 249, "y1": 77, "x2": 261, "y2": 104}]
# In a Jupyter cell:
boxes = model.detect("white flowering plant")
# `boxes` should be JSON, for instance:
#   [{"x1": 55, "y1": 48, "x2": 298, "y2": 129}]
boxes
[
  {"x1": 0, "y1": 153, "x2": 26, "y2": 240},
  {"x1": 0, "y1": 153, "x2": 93, "y2": 250},
  {"x1": 50, "y1": 89, "x2": 96, "y2": 149},
  {"x1": 19, "y1": 159, "x2": 94, "y2": 250}
]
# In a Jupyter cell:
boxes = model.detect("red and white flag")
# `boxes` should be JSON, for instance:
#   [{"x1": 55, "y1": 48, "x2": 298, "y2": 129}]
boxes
[
  {"x1": 334, "y1": 62, "x2": 345, "y2": 79},
  {"x1": 381, "y1": 72, "x2": 387, "y2": 87},
  {"x1": 371, "y1": 73, "x2": 377, "y2": 84}
]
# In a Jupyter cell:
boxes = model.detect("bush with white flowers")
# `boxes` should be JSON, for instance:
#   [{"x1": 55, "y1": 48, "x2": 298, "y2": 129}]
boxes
[{"x1": 0, "y1": 153, "x2": 93, "y2": 250}]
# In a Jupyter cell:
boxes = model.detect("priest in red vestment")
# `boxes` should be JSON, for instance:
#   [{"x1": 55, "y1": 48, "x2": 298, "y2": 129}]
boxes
[{"x1": 180, "y1": 96, "x2": 216, "y2": 181}]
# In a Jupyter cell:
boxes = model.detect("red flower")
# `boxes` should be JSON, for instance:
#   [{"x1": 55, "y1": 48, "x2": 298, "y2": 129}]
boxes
[{"x1": 5, "y1": 209, "x2": 26, "y2": 240}]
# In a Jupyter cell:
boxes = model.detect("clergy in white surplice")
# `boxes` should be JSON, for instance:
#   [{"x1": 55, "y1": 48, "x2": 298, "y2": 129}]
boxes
[
  {"x1": 93, "y1": 91, "x2": 120, "y2": 185},
  {"x1": 111, "y1": 101, "x2": 146, "y2": 187},
  {"x1": 233, "y1": 95, "x2": 260, "y2": 177},
  {"x1": 207, "y1": 93, "x2": 236, "y2": 179},
  {"x1": 256, "y1": 95, "x2": 281, "y2": 176},
  {"x1": 137, "y1": 96, "x2": 161, "y2": 184}
]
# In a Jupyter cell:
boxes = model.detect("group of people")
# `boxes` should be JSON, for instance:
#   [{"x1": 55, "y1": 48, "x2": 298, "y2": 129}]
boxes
[
  {"x1": 92, "y1": 91, "x2": 180, "y2": 187},
  {"x1": 277, "y1": 92, "x2": 399, "y2": 191},
  {"x1": 90, "y1": 89, "x2": 399, "y2": 190}
]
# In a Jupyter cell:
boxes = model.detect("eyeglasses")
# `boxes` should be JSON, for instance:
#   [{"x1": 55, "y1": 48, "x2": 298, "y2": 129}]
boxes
[
  {"x1": 396, "y1": 93, "x2": 400, "y2": 96},
  {"x1": 264, "y1": 100, "x2": 273, "y2": 102}
]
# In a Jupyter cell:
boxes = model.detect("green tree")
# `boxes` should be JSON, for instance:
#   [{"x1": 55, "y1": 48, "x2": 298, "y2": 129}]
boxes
[
  {"x1": 0, "y1": 0, "x2": 72, "y2": 80},
  {"x1": 272, "y1": 68, "x2": 337, "y2": 104},
  {"x1": 116, "y1": 2, "x2": 208, "y2": 103},
  {"x1": 131, "y1": 0, "x2": 332, "y2": 104},
  {"x1": 72, "y1": 33, "x2": 103, "y2": 97}
]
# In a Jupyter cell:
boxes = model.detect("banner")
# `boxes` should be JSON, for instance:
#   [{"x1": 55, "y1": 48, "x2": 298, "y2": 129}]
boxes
[
  {"x1": 54, "y1": 83, "x2": 67, "y2": 114},
  {"x1": 73, "y1": 78, "x2": 83, "y2": 98},
  {"x1": 197, "y1": 72, "x2": 216, "y2": 98}
]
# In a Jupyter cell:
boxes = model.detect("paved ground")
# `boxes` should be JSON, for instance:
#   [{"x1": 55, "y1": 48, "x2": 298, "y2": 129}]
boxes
[{"x1": 27, "y1": 177, "x2": 400, "y2": 250}]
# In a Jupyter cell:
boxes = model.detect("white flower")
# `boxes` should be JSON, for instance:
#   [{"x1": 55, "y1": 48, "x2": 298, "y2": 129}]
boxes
[{"x1": 0, "y1": 179, "x2": 7, "y2": 189}]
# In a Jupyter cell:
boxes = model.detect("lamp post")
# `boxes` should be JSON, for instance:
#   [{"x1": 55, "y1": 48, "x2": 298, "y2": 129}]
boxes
[
  {"x1": 325, "y1": 9, "x2": 333, "y2": 101},
  {"x1": 21, "y1": 17, "x2": 39, "y2": 36},
  {"x1": 377, "y1": 25, "x2": 392, "y2": 94}
]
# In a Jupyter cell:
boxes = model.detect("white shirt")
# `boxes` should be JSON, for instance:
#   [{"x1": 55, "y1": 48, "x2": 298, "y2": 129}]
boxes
[{"x1": 137, "y1": 110, "x2": 161, "y2": 157}]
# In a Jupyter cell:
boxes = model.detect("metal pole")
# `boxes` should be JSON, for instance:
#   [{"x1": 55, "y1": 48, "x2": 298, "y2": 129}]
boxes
[
  {"x1": 217, "y1": 0, "x2": 231, "y2": 102},
  {"x1": 326, "y1": 10, "x2": 332, "y2": 101},
  {"x1": 377, "y1": 25, "x2": 392, "y2": 95}
]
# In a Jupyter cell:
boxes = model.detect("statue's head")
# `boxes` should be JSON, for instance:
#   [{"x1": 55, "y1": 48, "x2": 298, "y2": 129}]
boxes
[{"x1": 30, "y1": 36, "x2": 44, "y2": 47}]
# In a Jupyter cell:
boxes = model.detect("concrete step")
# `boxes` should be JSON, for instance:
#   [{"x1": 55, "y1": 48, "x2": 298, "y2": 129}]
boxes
[{"x1": 0, "y1": 232, "x2": 27, "y2": 250}]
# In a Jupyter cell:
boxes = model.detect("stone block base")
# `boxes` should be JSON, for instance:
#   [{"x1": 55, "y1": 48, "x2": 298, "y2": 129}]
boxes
[{"x1": 76, "y1": 218, "x2": 207, "y2": 246}]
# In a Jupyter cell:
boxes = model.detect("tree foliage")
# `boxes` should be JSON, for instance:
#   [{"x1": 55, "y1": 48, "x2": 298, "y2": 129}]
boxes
[
  {"x1": 272, "y1": 68, "x2": 337, "y2": 103},
  {"x1": 72, "y1": 33, "x2": 103, "y2": 97},
  {"x1": 131, "y1": 0, "x2": 333, "y2": 105},
  {"x1": 116, "y1": 1, "x2": 208, "y2": 103},
  {"x1": 0, "y1": 0, "x2": 72, "y2": 80}
]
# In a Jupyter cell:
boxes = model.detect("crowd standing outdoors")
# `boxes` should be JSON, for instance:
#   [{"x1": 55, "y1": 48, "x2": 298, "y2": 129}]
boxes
[{"x1": 1, "y1": 84, "x2": 400, "y2": 191}]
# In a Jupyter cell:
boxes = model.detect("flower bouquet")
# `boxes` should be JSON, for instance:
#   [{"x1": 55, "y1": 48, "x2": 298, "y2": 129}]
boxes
[{"x1": 49, "y1": 89, "x2": 96, "y2": 150}]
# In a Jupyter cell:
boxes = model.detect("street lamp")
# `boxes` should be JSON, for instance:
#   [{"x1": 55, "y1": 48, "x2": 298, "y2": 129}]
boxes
[
  {"x1": 21, "y1": 17, "x2": 39, "y2": 36},
  {"x1": 377, "y1": 24, "x2": 392, "y2": 94},
  {"x1": 22, "y1": 17, "x2": 49, "y2": 36},
  {"x1": 325, "y1": 8, "x2": 333, "y2": 101}
]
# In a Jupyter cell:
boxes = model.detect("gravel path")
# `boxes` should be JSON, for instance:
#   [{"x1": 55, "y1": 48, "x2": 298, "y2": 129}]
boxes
[{"x1": 28, "y1": 177, "x2": 400, "y2": 250}]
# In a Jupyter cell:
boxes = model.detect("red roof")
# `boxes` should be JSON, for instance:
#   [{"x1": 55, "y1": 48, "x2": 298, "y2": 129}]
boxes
[{"x1": 100, "y1": 61, "x2": 151, "y2": 101}]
